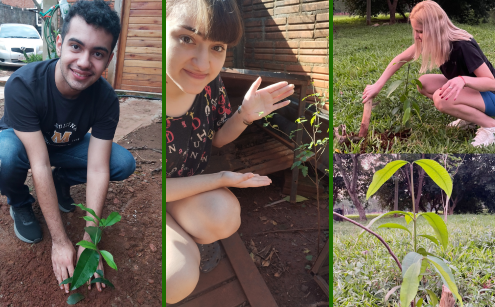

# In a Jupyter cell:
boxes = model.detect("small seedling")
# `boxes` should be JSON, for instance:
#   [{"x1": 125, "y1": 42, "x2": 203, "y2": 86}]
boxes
[{"x1": 60, "y1": 203, "x2": 121, "y2": 305}]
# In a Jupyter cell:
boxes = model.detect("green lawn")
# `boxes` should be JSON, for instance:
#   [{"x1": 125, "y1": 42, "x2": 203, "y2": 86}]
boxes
[
  {"x1": 333, "y1": 214, "x2": 495, "y2": 306},
  {"x1": 333, "y1": 16, "x2": 495, "y2": 153}
]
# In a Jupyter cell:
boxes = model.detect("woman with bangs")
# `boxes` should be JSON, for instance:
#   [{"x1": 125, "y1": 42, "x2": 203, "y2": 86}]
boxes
[
  {"x1": 362, "y1": 0, "x2": 495, "y2": 147},
  {"x1": 165, "y1": 0, "x2": 295, "y2": 303}
]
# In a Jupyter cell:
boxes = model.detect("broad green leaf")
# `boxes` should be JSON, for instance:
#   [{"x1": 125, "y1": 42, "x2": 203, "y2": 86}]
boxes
[
  {"x1": 91, "y1": 277, "x2": 115, "y2": 288},
  {"x1": 82, "y1": 216, "x2": 96, "y2": 223},
  {"x1": 404, "y1": 214, "x2": 413, "y2": 225},
  {"x1": 418, "y1": 258, "x2": 428, "y2": 282},
  {"x1": 386, "y1": 80, "x2": 403, "y2": 98},
  {"x1": 76, "y1": 240, "x2": 97, "y2": 250},
  {"x1": 96, "y1": 269, "x2": 104, "y2": 278},
  {"x1": 60, "y1": 277, "x2": 72, "y2": 285},
  {"x1": 416, "y1": 297, "x2": 424, "y2": 307},
  {"x1": 67, "y1": 293, "x2": 85, "y2": 305},
  {"x1": 70, "y1": 249, "x2": 100, "y2": 291},
  {"x1": 416, "y1": 247, "x2": 435, "y2": 257},
  {"x1": 100, "y1": 250, "x2": 118, "y2": 270},
  {"x1": 426, "y1": 289, "x2": 439, "y2": 306},
  {"x1": 357, "y1": 211, "x2": 414, "y2": 239},
  {"x1": 400, "y1": 260, "x2": 422, "y2": 307},
  {"x1": 426, "y1": 256, "x2": 463, "y2": 306},
  {"x1": 418, "y1": 234, "x2": 440, "y2": 246},
  {"x1": 402, "y1": 107, "x2": 411, "y2": 125},
  {"x1": 411, "y1": 100, "x2": 421, "y2": 119},
  {"x1": 414, "y1": 159, "x2": 452, "y2": 197},
  {"x1": 85, "y1": 226, "x2": 102, "y2": 245},
  {"x1": 283, "y1": 195, "x2": 308, "y2": 203},
  {"x1": 401, "y1": 252, "x2": 423, "y2": 278},
  {"x1": 300, "y1": 166, "x2": 308, "y2": 177},
  {"x1": 377, "y1": 223, "x2": 411, "y2": 235},
  {"x1": 419, "y1": 213, "x2": 448, "y2": 249},
  {"x1": 366, "y1": 160, "x2": 408, "y2": 200},
  {"x1": 411, "y1": 78, "x2": 423, "y2": 89},
  {"x1": 75, "y1": 204, "x2": 102, "y2": 224},
  {"x1": 103, "y1": 212, "x2": 121, "y2": 227},
  {"x1": 391, "y1": 106, "x2": 400, "y2": 116}
]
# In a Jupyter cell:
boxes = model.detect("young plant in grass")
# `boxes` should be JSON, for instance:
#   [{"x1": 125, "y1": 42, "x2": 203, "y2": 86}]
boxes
[
  {"x1": 335, "y1": 159, "x2": 462, "y2": 307},
  {"x1": 385, "y1": 63, "x2": 423, "y2": 133},
  {"x1": 21, "y1": 50, "x2": 43, "y2": 63},
  {"x1": 60, "y1": 203, "x2": 121, "y2": 305}
]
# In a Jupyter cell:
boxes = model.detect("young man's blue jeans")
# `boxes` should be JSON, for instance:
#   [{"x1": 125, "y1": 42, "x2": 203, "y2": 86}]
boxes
[{"x1": 0, "y1": 129, "x2": 136, "y2": 208}]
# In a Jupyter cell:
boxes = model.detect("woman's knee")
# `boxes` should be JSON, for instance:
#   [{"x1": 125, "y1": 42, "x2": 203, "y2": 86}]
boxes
[
  {"x1": 433, "y1": 90, "x2": 447, "y2": 112},
  {"x1": 206, "y1": 188, "x2": 241, "y2": 239},
  {"x1": 109, "y1": 145, "x2": 136, "y2": 181}
]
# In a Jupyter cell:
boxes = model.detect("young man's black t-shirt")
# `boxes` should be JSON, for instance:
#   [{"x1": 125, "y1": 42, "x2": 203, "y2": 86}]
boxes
[
  {"x1": 440, "y1": 38, "x2": 495, "y2": 94},
  {"x1": 166, "y1": 75, "x2": 232, "y2": 178},
  {"x1": 0, "y1": 59, "x2": 119, "y2": 146}
]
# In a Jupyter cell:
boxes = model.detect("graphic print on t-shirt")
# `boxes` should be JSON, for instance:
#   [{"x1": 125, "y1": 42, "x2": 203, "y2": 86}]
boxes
[
  {"x1": 166, "y1": 75, "x2": 232, "y2": 178},
  {"x1": 51, "y1": 122, "x2": 79, "y2": 144}
]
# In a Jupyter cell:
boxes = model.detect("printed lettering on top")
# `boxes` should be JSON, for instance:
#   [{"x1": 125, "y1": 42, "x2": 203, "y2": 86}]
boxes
[
  {"x1": 51, "y1": 131, "x2": 72, "y2": 143},
  {"x1": 168, "y1": 144, "x2": 176, "y2": 154},
  {"x1": 196, "y1": 129, "x2": 207, "y2": 141}
]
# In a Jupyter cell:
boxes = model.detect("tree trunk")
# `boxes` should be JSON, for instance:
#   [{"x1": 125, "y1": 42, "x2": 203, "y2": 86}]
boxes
[
  {"x1": 334, "y1": 154, "x2": 367, "y2": 221},
  {"x1": 439, "y1": 285, "x2": 455, "y2": 307},
  {"x1": 414, "y1": 167, "x2": 425, "y2": 213},
  {"x1": 448, "y1": 196, "x2": 458, "y2": 215},
  {"x1": 387, "y1": 0, "x2": 398, "y2": 25},
  {"x1": 393, "y1": 176, "x2": 399, "y2": 216},
  {"x1": 366, "y1": 0, "x2": 371, "y2": 25}
]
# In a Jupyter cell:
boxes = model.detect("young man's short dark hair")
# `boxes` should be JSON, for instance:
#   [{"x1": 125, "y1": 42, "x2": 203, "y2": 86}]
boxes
[{"x1": 61, "y1": 0, "x2": 121, "y2": 52}]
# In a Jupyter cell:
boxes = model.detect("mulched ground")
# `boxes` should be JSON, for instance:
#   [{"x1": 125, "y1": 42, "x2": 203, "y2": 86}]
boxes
[{"x1": 0, "y1": 102, "x2": 162, "y2": 306}]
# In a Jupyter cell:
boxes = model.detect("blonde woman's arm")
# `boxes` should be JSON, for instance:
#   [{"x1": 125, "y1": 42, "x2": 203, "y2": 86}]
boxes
[
  {"x1": 439, "y1": 63, "x2": 495, "y2": 101},
  {"x1": 362, "y1": 44, "x2": 416, "y2": 104}
]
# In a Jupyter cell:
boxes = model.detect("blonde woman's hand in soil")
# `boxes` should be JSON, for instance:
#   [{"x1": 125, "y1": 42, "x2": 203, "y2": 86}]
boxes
[
  {"x1": 220, "y1": 171, "x2": 272, "y2": 188},
  {"x1": 77, "y1": 245, "x2": 106, "y2": 291},
  {"x1": 240, "y1": 77, "x2": 294, "y2": 123},
  {"x1": 52, "y1": 240, "x2": 76, "y2": 293},
  {"x1": 362, "y1": 83, "x2": 381, "y2": 104}
]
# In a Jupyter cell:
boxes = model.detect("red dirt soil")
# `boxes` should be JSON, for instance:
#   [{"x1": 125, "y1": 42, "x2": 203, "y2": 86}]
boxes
[{"x1": 0, "y1": 120, "x2": 162, "y2": 306}]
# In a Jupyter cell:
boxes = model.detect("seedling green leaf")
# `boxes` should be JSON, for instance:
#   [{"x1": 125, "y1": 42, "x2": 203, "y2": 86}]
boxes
[
  {"x1": 418, "y1": 234, "x2": 440, "y2": 246},
  {"x1": 377, "y1": 223, "x2": 411, "y2": 235},
  {"x1": 357, "y1": 211, "x2": 413, "y2": 239},
  {"x1": 103, "y1": 212, "x2": 121, "y2": 227},
  {"x1": 426, "y1": 289, "x2": 439, "y2": 306},
  {"x1": 96, "y1": 269, "x2": 104, "y2": 277},
  {"x1": 67, "y1": 293, "x2": 85, "y2": 305},
  {"x1": 75, "y1": 204, "x2": 102, "y2": 224},
  {"x1": 70, "y1": 249, "x2": 100, "y2": 291},
  {"x1": 401, "y1": 252, "x2": 423, "y2": 278},
  {"x1": 386, "y1": 80, "x2": 403, "y2": 98},
  {"x1": 100, "y1": 250, "x2": 118, "y2": 270},
  {"x1": 400, "y1": 260, "x2": 422, "y2": 307},
  {"x1": 419, "y1": 213, "x2": 448, "y2": 249},
  {"x1": 85, "y1": 226, "x2": 102, "y2": 245},
  {"x1": 60, "y1": 277, "x2": 72, "y2": 285},
  {"x1": 82, "y1": 216, "x2": 96, "y2": 223},
  {"x1": 425, "y1": 256, "x2": 463, "y2": 306},
  {"x1": 414, "y1": 159, "x2": 452, "y2": 197},
  {"x1": 91, "y1": 278, "x2": 115, "y2": 288},
  {"x1": 367, "y1": 160, "x2": 408, "y2": 199},
  {"x1": 404, "y1": 214, "x2": 413, "y2": 225},
  {"x1": 76, "y1": 240, "x2": 97, "y2": 250}
]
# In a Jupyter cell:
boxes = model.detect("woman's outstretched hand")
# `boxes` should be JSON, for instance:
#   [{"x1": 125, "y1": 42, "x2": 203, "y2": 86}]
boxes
[
  {"x1": 240, "y1": 77, "x2": 294, "y2": 123},
  {"x1": 362, "y1": 83, "x2": 381, "y2": 104},
  {"x1": 220, "y1": 171, "x2": 272, "y2": 188},
  {"x1": 438, "y1": 77, "x2": 466, "y2": 101}
]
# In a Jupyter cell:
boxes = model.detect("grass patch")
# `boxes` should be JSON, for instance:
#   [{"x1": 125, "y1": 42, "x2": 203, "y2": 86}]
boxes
[
  {"x1": 333, "y1": 16, "x2": 495, "y2": 153},
  {"x1": 333, "y1": 214, "x2": 495, "y2": 306}
]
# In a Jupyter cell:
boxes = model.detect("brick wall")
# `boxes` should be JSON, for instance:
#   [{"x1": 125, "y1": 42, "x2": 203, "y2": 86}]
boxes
[
  {"x1": 1, "y1": 0, "x2": 36, "y2": 9},
  {"x1": 235, "y1": 0, "x2": 329, "y2": 101}
]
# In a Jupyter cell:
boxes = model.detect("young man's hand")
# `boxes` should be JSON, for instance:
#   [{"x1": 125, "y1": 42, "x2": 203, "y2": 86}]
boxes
[
  {"x1": 240, "y1": 77, "x2": 294, "y2": 123},
  {"x1": 77, "y1": 245, "x2": 106, "y2": 292},
  {"x1": 52, "y1": 239, "x2": 76, "y2": 293},
  {"x1": 220, "y1": 171, "x2": 272, "y2": 188}
]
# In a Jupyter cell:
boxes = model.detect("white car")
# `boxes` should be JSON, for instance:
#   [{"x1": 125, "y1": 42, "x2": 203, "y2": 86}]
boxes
[{"x1": 0, "y1": 24, "x2": 43, "y2": 67}]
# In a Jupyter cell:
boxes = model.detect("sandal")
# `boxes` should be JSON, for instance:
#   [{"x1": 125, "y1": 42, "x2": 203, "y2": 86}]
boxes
[{"x1": 197, "y1": 241, "x2": 223, "y2": 273}]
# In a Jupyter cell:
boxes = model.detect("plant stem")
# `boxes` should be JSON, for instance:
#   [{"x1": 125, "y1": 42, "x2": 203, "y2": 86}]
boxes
[
  {"x1": 410, "y1": 164, "x2": 417, "y2": 252},
  {"x1": 333, "y1": 212, "x2": 402, "y2": 271}
]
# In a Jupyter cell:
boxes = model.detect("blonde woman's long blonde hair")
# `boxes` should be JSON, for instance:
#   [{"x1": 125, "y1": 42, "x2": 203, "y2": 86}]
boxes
[{"x1": 410, "y1": 0, "x2": 472, "y2": 73}]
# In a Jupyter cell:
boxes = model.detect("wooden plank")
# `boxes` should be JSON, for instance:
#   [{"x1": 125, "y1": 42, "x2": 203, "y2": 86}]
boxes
[
  {"x1": 130, "y1": 2, "x2": 161, "y2": 10},
  {"x1": 128, "y1": 24, "x2": 162, "y2": 30},
  {"x1": 126, "y1": 39, "x2": 162, "y2": 47},
  {"x1": 122, "y1": 73, "x2": 162, "y2": 82},
  {"x1": 189, "y1": 257, "x2": 236, "y2": 297},
  {"x1": 114, "y1": 0, "x2": 131, "y2": 89},
  {"x1": 124, "y1": 59, "x2": 162, "y2": 68},
  {"x1": 129, "y1": 16, "x2": 162, "y2": 24},
  {"x1": 121, "y1": 84, "x2": 162, "y2": 93},
  {"x1": 175, "y1": 279, "x2": 247, "y2": 307},
  {"x1": 240, "y1": 146, "x2": 292, "y2": 163},
  {"x1": 121, "y1": 79, "x2": 162, "y2": 87},
  {"x1": 125, "y1": 52, "x2": 162, "y2": 61},
  {"x1": 237, "y1": 155, "x2": 293, "y2": 175},
  {"x1": 128, "y1": 29, "x2": 162, "y2": 37},
  {"x1": 125, "y1": 46, "x2": 161, "y2": 54},
  {"x1": 221, "y1": 233, "x2": 278, "y2": 307},
  {"x1": 129, "y1": 9, "x2": 162, "y2": 16},
  {"x1": 123, "y1": 66, "x2": 161, "y2": 74}
]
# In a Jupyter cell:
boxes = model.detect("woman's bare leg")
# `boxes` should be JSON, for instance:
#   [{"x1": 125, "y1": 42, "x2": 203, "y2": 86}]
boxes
[
  {"x1": 166, "y1": 212, "x2": 201, "y2": 304},
  {"x1": 166, "y1": 187, "x2": 241, "y2": 244},
  {"x1": 417, "y1": 74, "x2": 448, "y2": 99}
]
